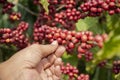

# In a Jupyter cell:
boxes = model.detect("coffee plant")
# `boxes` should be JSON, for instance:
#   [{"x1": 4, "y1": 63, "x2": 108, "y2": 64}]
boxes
[{"x1": 0, "y1": 0, "x2": 120, "y2": 80}]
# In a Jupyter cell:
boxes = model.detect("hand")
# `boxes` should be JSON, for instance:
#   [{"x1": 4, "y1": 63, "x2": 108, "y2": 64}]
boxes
[{"x1": 0, "y1": 41, "x2": 65, "y2": 80}]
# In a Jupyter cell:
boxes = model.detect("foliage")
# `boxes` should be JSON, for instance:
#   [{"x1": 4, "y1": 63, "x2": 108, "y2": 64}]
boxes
[{"x1": 0, "y1": 0, "x2": 120, "y2": 80}]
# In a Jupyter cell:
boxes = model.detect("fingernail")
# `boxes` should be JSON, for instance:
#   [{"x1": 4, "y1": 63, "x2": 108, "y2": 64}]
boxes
[
  {"x1": 51, "y1": 41, "x2": 58, "y2": 45},
  {"x1": 56, "y1": 66, "x2": 60, "y2": 69},
  {"x1": 54, "y1": 58, "x2": 62, "y2": 66},
  {"x1": 55, "y1": 66, "x2": 62, "y2": 77},
  {"x1": 60, "y1": 46, "x2": 66, "y2": 51},
  {"x1": 45, "y1": 69, "x2": 52, "y2": 77},
  {"x1": 55, "y1": 46, "x2": 66, "y2": 57}
]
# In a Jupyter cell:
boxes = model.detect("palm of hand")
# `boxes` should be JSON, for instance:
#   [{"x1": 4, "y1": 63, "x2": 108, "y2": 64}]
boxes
[
  {"x1": 0, "y1": 42, "x2": 65, "y2": 80},
  {"x1": 22, "y1": 54, "x2": 62, "y2": 80}
]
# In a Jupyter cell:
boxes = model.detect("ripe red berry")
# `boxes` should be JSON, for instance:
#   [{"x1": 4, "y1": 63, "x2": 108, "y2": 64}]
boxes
[
  {"x1": 68, "y1": 42, "x2": 75, "y2": 49},
  {"x1": 78, "y1": 46, "x2": 86, "y2": 53},
  {"x1": 95, "y1": 35, "x2": 103, "y2": 42},
  {"x1": 81, "y1": 34, "x2": 88, "y2": 42}
]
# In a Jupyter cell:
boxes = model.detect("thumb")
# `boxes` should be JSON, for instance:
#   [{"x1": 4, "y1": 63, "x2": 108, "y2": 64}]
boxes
[
  {"x1": 37, "y1": 41, "x2": 58, "y2": 58},
  {"x1": 8, "y1": 41, "x2": 58, "y2": 67}
]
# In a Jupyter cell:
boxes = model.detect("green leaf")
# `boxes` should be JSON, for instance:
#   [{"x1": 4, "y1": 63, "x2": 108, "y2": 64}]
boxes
[
  {"x1": 88, "y1": 24, "x2": 120, "y2": 71},
  {"x1": 115, "y1": 73, "x2": 120, "y2": 80},
  {"x1": 76, "y1": 17, "x2": 105, "y2": 34},
  {"x1": 96, "y1": 27, "x2": 120, "y2": 60},
  {"x1": 106, "y1": 14, "x2": 120, "y2": 31},
  {"x1": 98, "y1": 68, "x2": 113, "y2": 80},
  {"x1": 76, "y1": 17, "x2": 98, "y2": 31},
  {"x1": 39, "y1": 0, "x2": 49, "y2": 14},
  {"x1": 92, "y1": 67, "x2": 100, "y2": 80},
  {"x1": 62, "y1": 52, "x2": 78, "y2": 66}
]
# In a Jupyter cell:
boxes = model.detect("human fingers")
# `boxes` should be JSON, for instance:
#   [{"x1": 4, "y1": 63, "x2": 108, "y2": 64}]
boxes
[{"x1": 37, "y1": 46, "x2": 65, "y2": 70}]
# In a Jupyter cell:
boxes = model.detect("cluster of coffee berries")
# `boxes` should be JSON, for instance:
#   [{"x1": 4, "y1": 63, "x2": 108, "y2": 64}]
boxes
[
  {"x1": 0, "y1": 22, "x2": 29, "y2": 49},
  {"x1": 61, "y1": 0, "x2": 76, "y2": 9},
  {"x1": 98, "y1": 60, "x2": 107, "y2": 67},
  {"x1": 54, "y1": 8, "x2": 81, "y2": 25},
  {"x1": 61, "y1": 63, "x2": 79, "y2": 79},
  {"x1": 33, "y1": 25, "x2": 107, "y2": 61},
  {"x1": 0, "y1": 0, "x2": 14, "y2": 14},
  {"x1": 33, "y1": 0, "x2": 79, "y2": 29},
  {"x1": 54, "y1": 11, "x2": 80, "y2": 29},
  {"x1": 84, "y1": 52, "x2": 93, "y2": 61},
  {"x1": 48, "y1": 5, "x2": 56, "y2": 15},
  {"x1": 66, "y1": 8, "x2": 81, "y2": 21},
  {"x1": 33, "y1": 0, "x2": 120, "y2": 30},
  {"x1": 0, "y1": 0, "x2": 21, "y2": 22},
  {"x1": 34, "y1": 0, "x2": 120, "y2": 30},
  {"x1": 54, "y1": 12, "x2": 66, "y2": 25},
  {"x1": 112, "y1": 60, "x2": 120, "y2": 74},
  {"x1": 9, "y1": 12, "x2": 21, "y2": 21},
  {"x1": 0, "y1": 0, "x2": 7, "y2": 3},
  {"x1": 80, "y1": 0, "x2": 120, "y2": 17},
  {"x1": 53, "y1": 0, "x2": 80, "y2": 29},
  {"x1": 94, "y1": 34, "x2": 108, "y2": 48},
  {"x1": 34, "y1": 12, "x2": 52, "y2": 27},
  {"x1": 61, "y1": 63, "x2": 89, "y2": 80},
  {"x1": 33, "y1": 14, "x2": 53, "y2": 42},
  {"x1": 77, "y1": 74, "x2": 89, "y2": 80},
  {"x1": 33, "y1": 26, "x2": 45, "y2": 43},
  {"x1": 0, "y1": 28, "x2": 11, "y2": 39}
]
